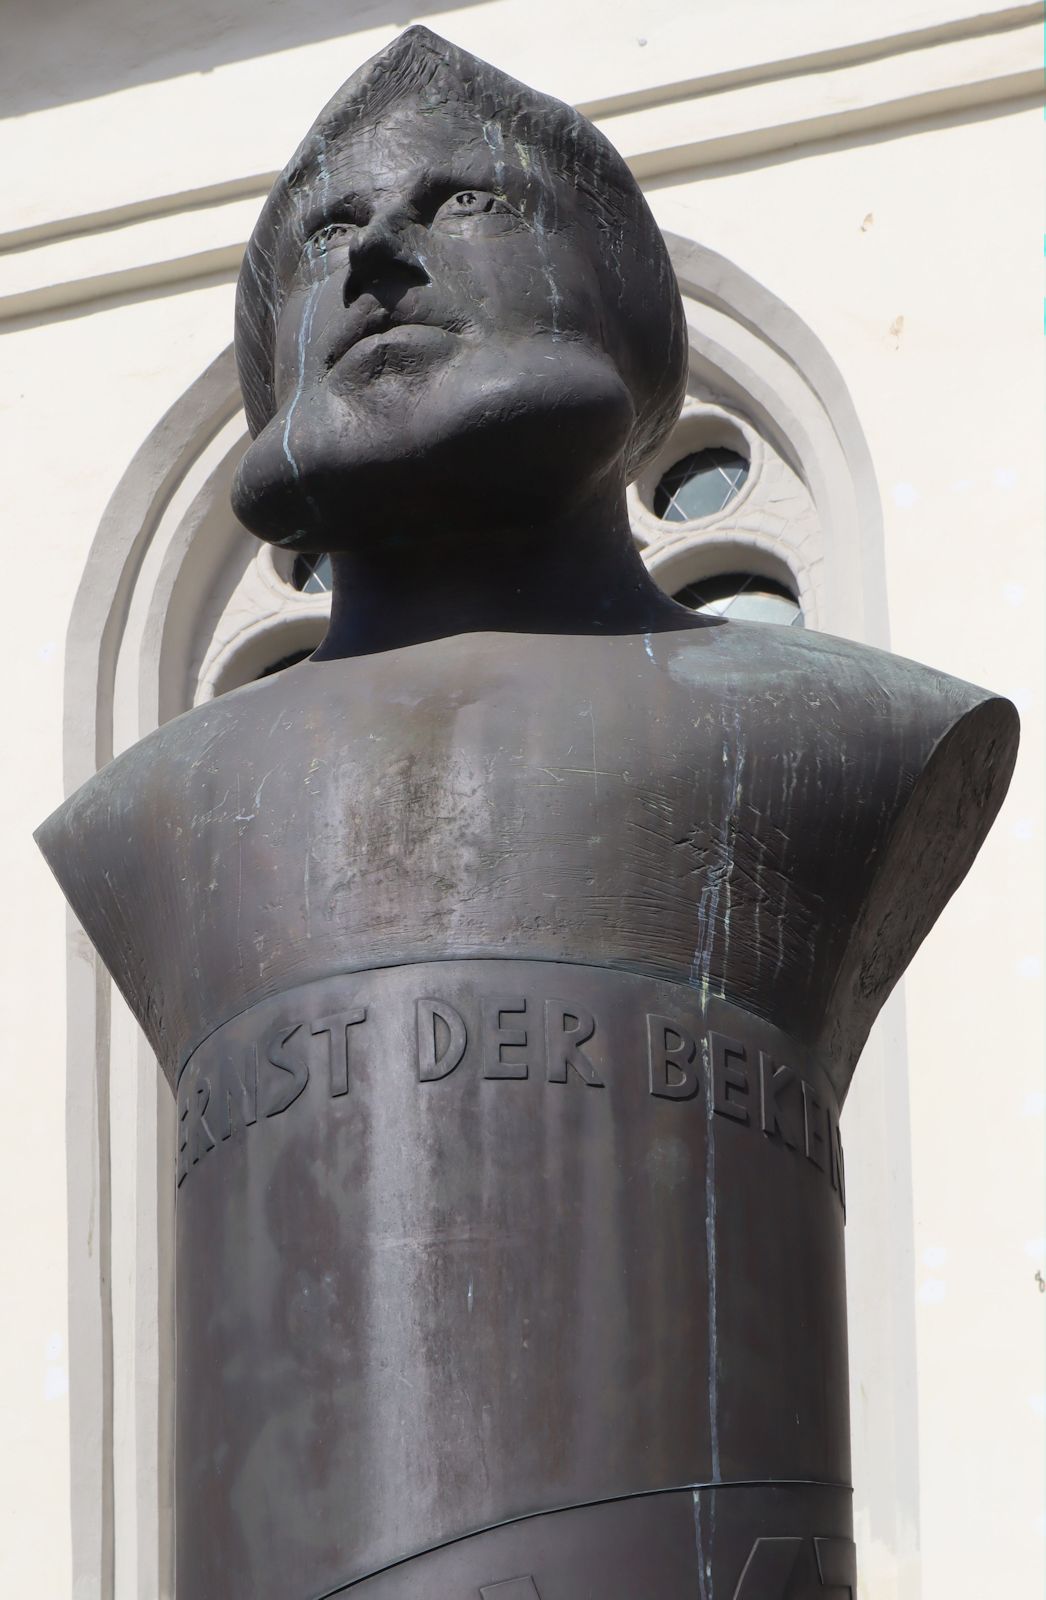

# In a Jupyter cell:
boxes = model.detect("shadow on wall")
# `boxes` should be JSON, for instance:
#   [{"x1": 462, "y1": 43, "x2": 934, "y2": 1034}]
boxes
[{"x1": 2, "y1": 0, "x2": 489, "y2": 118}]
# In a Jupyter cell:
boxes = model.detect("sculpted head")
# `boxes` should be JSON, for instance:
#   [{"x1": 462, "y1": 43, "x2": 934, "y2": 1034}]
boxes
[{"x1": 231, "y1": 27, "x2": 687, "y2": 552}]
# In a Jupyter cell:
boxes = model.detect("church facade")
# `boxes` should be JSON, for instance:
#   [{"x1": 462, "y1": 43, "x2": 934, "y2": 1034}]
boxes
[{"x1": 2, "y1": 2, "x2": 1041, "y2": 1596}]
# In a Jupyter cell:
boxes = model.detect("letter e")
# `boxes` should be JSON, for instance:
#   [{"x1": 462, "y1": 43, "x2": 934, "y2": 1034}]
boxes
[
  {"x1": 711, "y1": 1032, "x2": 749, "y2": 1122},
  {"x1": 483, "y1": 996, "x2": 529, "y2": 1079}
]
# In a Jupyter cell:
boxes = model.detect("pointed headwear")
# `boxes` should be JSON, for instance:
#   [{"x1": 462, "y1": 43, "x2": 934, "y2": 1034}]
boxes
[{"x1": 235, "y1": 27, "x2": 687, "y2": 479}]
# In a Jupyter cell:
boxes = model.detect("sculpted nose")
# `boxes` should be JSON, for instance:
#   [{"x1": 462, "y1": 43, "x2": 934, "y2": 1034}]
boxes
[{"x1": 343, "y1": 215, "x2": 430, "y2": 305}]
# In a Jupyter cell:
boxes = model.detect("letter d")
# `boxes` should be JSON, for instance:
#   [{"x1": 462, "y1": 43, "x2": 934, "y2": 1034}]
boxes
[{"x1": 416, "y1": 999, "x2": 467, "y2": 1081}]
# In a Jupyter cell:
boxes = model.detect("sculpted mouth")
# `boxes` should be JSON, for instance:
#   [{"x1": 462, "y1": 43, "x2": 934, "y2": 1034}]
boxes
[{"x1": 326, "y1": 315, "x2": 456, "y2": 370}]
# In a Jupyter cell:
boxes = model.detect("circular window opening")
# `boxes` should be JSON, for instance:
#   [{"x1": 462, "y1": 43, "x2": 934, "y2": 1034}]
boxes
[
  {"x1": 292, "y1": 553, "x2": 333, "y2": 594},
  {"x1": 674, "y1": 572, "x2": 804, "y2": 627},
  {"x1": 256, "y1": 647, "x2": 315, "y2": 680},
  {"x1": 654, "y1": 447, "x2": 750, "y2": 524}
]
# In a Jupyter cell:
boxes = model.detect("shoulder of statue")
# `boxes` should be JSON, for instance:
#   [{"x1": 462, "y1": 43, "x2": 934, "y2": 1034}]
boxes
[
  {"x1": 778, "y1": 627, "x2": 1019, "y2": 1073},
  {"x1": 37, "y1": 690, "x2": 247, "y2": 857},
  {"x1": 34, "y1": 679, "x2": 290, "y2": 1070},
  {"x1": 726, "y1": 622, "x2": 1016, "y2": 789},
  {"x1": 796, "y1": 626, "x2": 1018, "y2": 824},
  {"x1": 651, "y1": 623, "x2": 1018, "y2": 1086},
  {"x1": 732, "y1": 620, "x2": 1011, "y2": 737}
]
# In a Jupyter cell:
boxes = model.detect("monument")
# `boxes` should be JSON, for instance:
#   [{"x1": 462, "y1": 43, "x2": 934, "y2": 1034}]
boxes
[{"x1": 37, "y1": 27, "x2": 1019, "y2": 1599}]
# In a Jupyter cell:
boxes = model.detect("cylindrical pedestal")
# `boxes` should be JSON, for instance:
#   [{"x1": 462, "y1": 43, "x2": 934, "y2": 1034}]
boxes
[
  {"x1": 345, "y1": 1487, "x2": 856, "y2": 1596},
  {"x1": 175, "y1": 961, "x2": 852, "y2": 1598}
]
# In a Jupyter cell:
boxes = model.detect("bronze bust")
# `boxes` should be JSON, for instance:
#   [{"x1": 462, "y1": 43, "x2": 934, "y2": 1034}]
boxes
[{"x1": 37, "y1": 27, "x2": 1018, "y2": 1599}]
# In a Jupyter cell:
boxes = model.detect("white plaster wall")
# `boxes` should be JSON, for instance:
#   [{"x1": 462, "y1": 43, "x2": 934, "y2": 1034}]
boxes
[
  {"x1": 0, "y1": 281, "x2": 236, "y2": 1599},
  {"x1": 4, "y1": 0, "x2": 1030, "y2": 232},
  {"x1": 650, "y1": 101, "x2": 1044, "y2": 1595},
  {"x1": 1, "y1": 4, "x2": 1040, "y2": 1596}
]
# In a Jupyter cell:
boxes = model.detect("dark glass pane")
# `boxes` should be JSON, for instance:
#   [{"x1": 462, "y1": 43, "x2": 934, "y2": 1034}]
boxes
[
  {"x1": 654, "y1": 447, "x2": 749, "y2": 523},
  {"x1": 291, "y1": 552, "x2": 333, "y2": 594},
  {"x1": 674, "y1": 571, "x2": 804, "y2": 627}
]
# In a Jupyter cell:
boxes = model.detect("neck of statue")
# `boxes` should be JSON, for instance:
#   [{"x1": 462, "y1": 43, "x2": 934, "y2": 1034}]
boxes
[{"x1": 312, "y1": 483, "x2": 697, "y2": 660}]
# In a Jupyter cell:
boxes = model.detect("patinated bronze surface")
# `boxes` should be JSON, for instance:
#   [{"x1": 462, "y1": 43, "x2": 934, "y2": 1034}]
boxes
[{"x1": 37, "y1": 27, "x2": 1018, "y2": 1599}]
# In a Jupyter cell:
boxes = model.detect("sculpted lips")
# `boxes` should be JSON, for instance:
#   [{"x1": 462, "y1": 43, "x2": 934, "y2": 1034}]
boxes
[{"x1": 325, "y1": 299, "x2": 462, "y2": 371}]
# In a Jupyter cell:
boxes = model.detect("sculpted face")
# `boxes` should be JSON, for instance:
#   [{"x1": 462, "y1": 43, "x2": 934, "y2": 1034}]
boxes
[{"x1": 232, "y1": 104, "x2": 637, "y2": 549}]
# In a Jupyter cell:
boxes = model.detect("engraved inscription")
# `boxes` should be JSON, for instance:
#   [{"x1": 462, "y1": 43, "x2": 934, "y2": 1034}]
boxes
[
  {"x1": 210, "y1": 1051, "x2": 258, "y2": 1141},
  {"x1": 177, "y1": 1024, "x2": 314, "y2": 1187},
  {"x1": 711, "y1": 1030, "x2": 750, "y2": 1123},
  {"x1": 311, "y1": 1007, "x2": 366, "y2": 1096},
  {"x1": 746, "y1": 1042, "x2": 846, "y2": 1214},
  {"x1": 731, "y1": 1537, "x2": 802, "y2": 1598},
  {"x1": 545, "y1": 1000, "x2": 601, "y2": 1086},
  {"x1": 828, "y1": 1117, "x2": 846, "y2": 1211},
  {"x1": 732, "y1": 1534, "x2": 856, "y2": 1598},
  {"x1": 647, "y1": 1013, "x2": 699, "y2": 1100},
  {"x1": 802, "y1": 1079, "x2": 827, "y2": 1171},
  {"x1": 178, "y1": 1078, "x2": 217, "y2": 1185},
  {"x1": 176, "y1": 1102, "x2": 188, "y2": 1185},
  {"x1": 815, "y1": 1536, "x2": 857, "y2": 1597},
  {"x1": 483, "y1": 995, "x2": 529, "y2": 1080},
  {"x1": 417, "y1": 998, "x2": 467, "y2": 1081},
  {"x1": 759, "y1": 1052, "x2": 798, "y2": 1149},
  {"x1": 176, "y1": 979, "x2": 846, "y2": 1211},
  {"x1": 264, "y1": 1023, "x2": 310, "y2": 1117}
]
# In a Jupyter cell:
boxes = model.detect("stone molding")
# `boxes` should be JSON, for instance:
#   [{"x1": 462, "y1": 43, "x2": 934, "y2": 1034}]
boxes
[{"x1": 0, "y1": 5, "x2": 1039, "y2": 323}]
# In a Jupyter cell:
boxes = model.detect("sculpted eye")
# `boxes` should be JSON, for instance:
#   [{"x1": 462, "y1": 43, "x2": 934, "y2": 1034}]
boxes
[
  {"x1": 306, "y1": 220, "x2": 358, "y2": 257},
  {"x1": 432, "y1": 190, "x2": 520, "y2": 230}
]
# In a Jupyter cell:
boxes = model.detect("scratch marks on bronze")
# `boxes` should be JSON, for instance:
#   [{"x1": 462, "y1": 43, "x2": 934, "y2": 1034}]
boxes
[
  {"x1": 457, "y1": 1371, "x2": 492, "y2": 1495},
  {"x1": 528, "y1": 142, "x2": 563, "y2": 341},
  {"x1": 718, "y1": 710, "x2": 746, "y2": 988},
  {"x1": 281, "y1": 276, "x2": 322, "y2": 490},
  {"x1": 620, "y1": 761, "x2": 833, "y2": 1017},
  {"x1": 704, "y1": 1027, "x2": 721, "y2": 1487},
  {"x1": 541, "y1": 765, "x2": 617, "y2": 785},
  {"x1": 233, "y1": 772, "x2": 248, "y2": 1010},
  {"x1": 693, "y1": 1489, "x2": 712, "y2": 1600},
  {"x1": 302, "y1": 837, "x2": 313, "y2": 943},
  {"x1": 689, "y1": 716, "x2": 744, "y2": 1010},
  {"x1": 481, "y1": 118, "x2": 507, "y2": 198}
]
